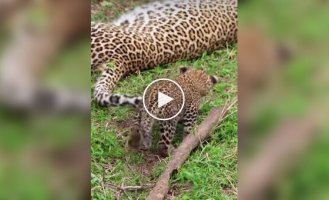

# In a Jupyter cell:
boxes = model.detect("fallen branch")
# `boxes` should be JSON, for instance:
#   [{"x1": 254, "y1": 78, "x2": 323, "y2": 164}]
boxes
[{"x1": 147, "y1": 101, "x2": 236, "y2": 200}]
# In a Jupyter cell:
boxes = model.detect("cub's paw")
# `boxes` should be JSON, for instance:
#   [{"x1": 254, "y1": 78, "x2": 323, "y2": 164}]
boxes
[{"x1": 158, "y1": 144, "x2": 175, "y2": 157}]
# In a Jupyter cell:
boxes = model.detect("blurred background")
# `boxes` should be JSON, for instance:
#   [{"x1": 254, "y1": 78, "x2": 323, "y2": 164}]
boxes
[
  {"x1": 0, "y1": 0, "x2": 90, "y2": 199},
  {"x1": 1, "y1": 0, "x2": 328, "y2": 199},
  {"x1": 239, "y1": 0, "x2": 329, "y2": 199}
]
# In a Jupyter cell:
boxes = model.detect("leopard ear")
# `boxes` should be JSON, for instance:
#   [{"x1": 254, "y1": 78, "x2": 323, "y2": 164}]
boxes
[
  {"x1": 210, "y1": 75, "x2": 219, "y2": 84},
  {"x1": 180, "y1": 67, "x2": 189, "y2": 74}
]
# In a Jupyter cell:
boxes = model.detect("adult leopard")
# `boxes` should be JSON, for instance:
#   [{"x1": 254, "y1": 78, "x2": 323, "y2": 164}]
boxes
[{"x1": 91, "y1": 0, "x2": 237, "y2": 107}]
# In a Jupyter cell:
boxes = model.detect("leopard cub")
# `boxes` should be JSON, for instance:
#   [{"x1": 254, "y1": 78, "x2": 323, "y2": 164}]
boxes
[{"x1": 129, "y1": 67, "x2": 218, "y2": 157}]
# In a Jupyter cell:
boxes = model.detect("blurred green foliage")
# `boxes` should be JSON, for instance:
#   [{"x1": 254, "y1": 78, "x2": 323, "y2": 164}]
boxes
[{"x1": 240, "y1": 0, "x2": 329, "y2": 199}]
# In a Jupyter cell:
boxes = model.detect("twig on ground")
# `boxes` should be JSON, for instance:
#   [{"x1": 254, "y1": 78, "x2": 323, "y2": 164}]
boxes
[{"x1": 105, "y1": 182, "x2": 154, "y2": 192}]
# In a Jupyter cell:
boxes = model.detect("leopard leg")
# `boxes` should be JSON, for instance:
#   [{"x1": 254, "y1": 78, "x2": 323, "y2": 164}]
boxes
[
  {"x1": 158, "y1": 119, "x2": 178, "y2": 157},
  {"x1": 93, "y1": 66, "x2": 142, "y2": 107},
  {"x1": 94, "y1": 67, "x2": 123, "y2": 105},
  {"x1": 182, "y1": 106, "x2": 198, "y2": 138},
  {"x1": 126, "y1": 111, "x2": 142, "y2": 150},
  {"x1": 138, "y1": 110, "x2": 155, "y2": 151}
]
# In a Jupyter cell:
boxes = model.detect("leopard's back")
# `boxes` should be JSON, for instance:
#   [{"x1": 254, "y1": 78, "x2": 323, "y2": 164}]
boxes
[
  {"x1": 113, "y1": 0, "x2": 237, "y2": 33},
  {"x1": 112, "y1": 0, "x2": 237, "y2": 53}
]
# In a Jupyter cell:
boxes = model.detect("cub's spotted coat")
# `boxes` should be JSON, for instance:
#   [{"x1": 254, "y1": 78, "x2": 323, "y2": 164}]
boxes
[
  {"x1": 128, "y1": 67, "x2": 218, "y2": 157},
  {"x1": 91, "y1": 0, "x2": 237, "y2": 107}
]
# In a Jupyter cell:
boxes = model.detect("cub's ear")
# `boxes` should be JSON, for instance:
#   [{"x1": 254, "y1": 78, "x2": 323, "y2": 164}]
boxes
[
  {"x1": 180, "y1": 67, "x2": 189, "y2": 74},
  {"x1": 210, "y1": 75, "x2": 219, "y2": 84}
]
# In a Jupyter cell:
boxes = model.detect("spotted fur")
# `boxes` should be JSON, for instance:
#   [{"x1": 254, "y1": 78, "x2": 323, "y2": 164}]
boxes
[
  {"x1": 129, "y1": 67, "x2": 218, "y2": 157},
  {"x1": 91, "y1": 0, "x2": 237, "y2": 107}
]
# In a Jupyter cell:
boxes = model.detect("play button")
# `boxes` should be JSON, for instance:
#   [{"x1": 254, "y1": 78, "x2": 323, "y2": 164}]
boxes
[
  {"x1": 157, "y1": 92, "x2": 174, "y2": 108},
  {"x1": 143, "y1": 78, "x2": 185, "y2": 121}
]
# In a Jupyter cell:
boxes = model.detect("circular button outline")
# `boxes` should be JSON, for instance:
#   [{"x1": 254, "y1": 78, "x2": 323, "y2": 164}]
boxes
[{"x1": 142, "y1": 78, "x2": 185, "y2": 121}]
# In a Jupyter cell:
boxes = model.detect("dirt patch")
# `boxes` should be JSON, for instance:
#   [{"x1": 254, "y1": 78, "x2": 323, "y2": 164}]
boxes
[
  {"x1": 105, "y1": 117, "x2": 136, "y2": 139},
  {"x1": 139, "y1": 152, "x2": 161, "y2": 177},
  {"x1": 222, "y1": 186, "x2": 238, "y2": 196},
  {"x1": 107, "y1": 118, "x2": 161, "y2": 177},
  {"x1": 165, "y1": 183, "x2": 193, "y2": 200},
  {"x1": 125, "y1": 151, "x2": 160, "y2": 178}
]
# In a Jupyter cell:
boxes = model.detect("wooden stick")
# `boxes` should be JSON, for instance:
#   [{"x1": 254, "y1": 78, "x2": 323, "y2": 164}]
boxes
[{"x1": 147, "y1": 103, "x2": 233, "y2": 200}]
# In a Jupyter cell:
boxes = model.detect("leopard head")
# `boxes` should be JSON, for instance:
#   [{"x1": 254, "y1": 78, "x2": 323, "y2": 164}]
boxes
[{"x1": 180, "y1": 67, "x2": 218, "y2": 96}]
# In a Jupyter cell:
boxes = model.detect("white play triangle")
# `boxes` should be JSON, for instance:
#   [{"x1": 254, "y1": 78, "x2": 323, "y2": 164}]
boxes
[{"x1": 157, "y1": 91, "x2": 174, "y2": 108}]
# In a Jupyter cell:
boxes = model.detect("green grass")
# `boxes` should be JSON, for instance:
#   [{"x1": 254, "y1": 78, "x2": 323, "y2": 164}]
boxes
[{"x1": 91, "y1": 1, "x2": 237, "y2": 199}]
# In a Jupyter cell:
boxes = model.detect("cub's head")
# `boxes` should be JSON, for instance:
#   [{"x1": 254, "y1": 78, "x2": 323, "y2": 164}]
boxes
[{"x1": 180, "y1": 67, "x2": 218, "y2": 96}]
